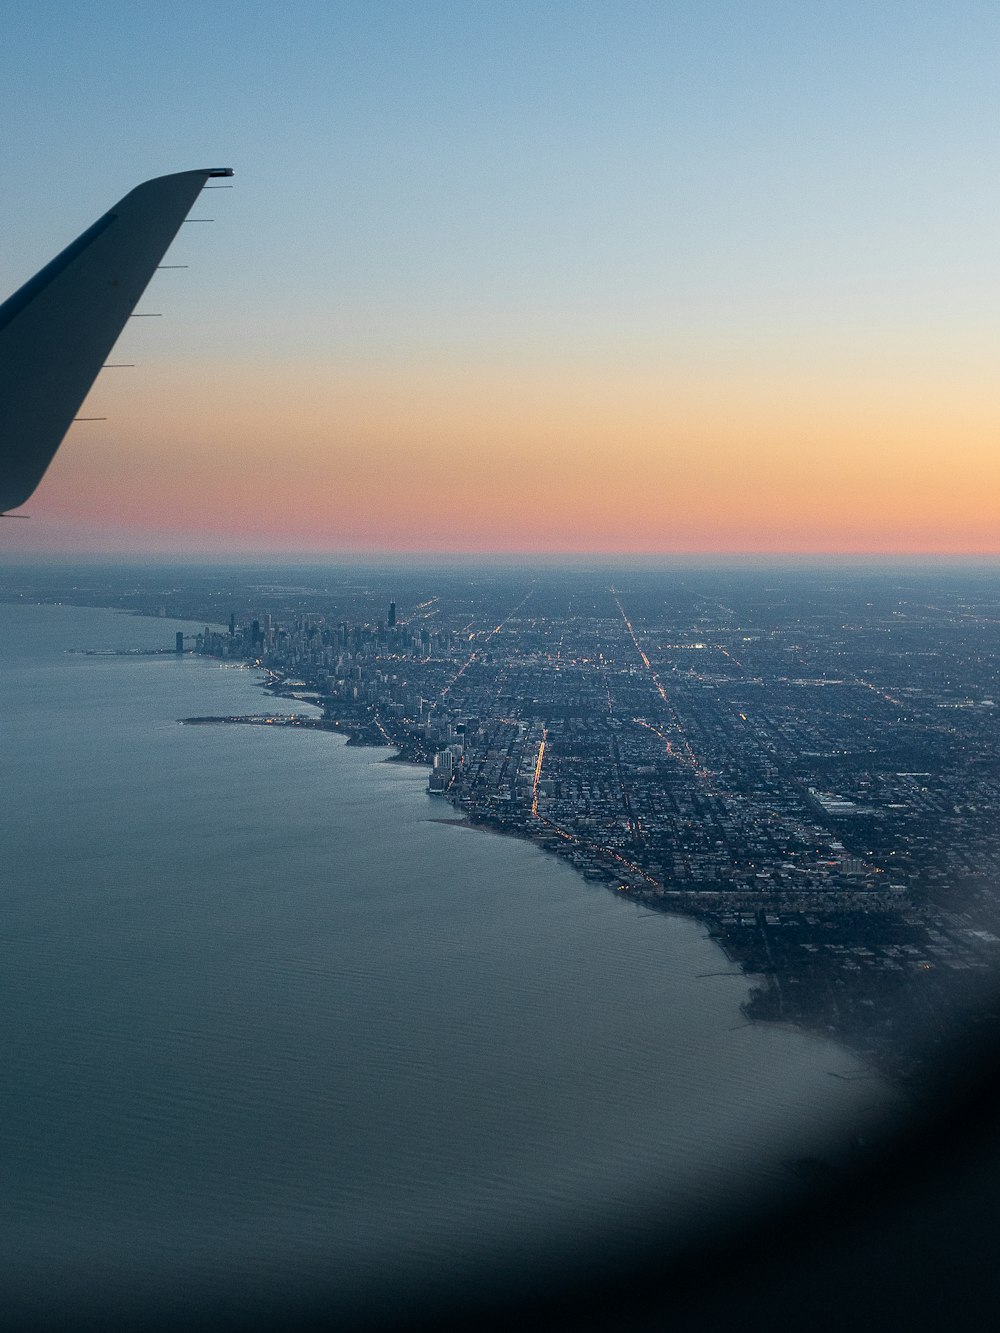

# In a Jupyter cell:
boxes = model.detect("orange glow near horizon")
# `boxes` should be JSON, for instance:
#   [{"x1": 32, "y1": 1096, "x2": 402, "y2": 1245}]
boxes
[
  {"x1": 6, "y1": 6, "x2": 1000, "y2": 562},
  {"x1": 15, "y1": 350, "x2": 1000, "y2": 556}
]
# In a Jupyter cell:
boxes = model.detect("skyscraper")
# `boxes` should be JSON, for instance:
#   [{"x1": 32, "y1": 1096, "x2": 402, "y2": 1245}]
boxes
[{"x1": 388, "y1": 601, "x2": 396, "y2": 628}]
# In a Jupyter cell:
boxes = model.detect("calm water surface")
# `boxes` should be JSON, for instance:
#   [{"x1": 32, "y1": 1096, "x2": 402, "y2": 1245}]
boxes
[{"x1": 1, "y1": 603, "x2": 901, "y2": 1314}]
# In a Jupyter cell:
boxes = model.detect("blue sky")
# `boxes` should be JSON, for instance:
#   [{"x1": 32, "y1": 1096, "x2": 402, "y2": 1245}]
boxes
[
  {"x1": 3, "y1": 2, "x2": 1000, "y2": 553},
  {"x1": 5, "y1": 1, "x2": 999, "y2": 357}
]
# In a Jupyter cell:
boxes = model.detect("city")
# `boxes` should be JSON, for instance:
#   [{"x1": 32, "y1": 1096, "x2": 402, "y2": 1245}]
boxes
[{"x1": 10, "y1": 561, "x2": 1000, "y2": 1090}]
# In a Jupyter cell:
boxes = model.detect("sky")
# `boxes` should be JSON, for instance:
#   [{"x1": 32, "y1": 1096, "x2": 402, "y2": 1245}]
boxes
[{"x1": 3, "y1": 0, "x2": 1000, "y2": 557}]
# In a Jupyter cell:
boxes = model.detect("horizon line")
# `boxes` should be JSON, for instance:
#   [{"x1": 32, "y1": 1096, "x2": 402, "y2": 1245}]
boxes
[{"x1": 5, "y1": 550, "x2": 1000, "y2": 567}]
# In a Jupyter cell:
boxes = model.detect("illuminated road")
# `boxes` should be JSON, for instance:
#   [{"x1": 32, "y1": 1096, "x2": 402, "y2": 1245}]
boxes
[
  {"x1": 439, "y1": 587, "x2": 534, "y2": 700},
  {"x1": 372, "y1": 711, "x2": 392, "y2": 744},
  {"x1": 535, "y1": 814, "x2": 660, "y2": 890},
  {"x1": 611, "y1": 590, "x2": 712, "y2": 783},
  {"x1": 530, "y1": 729, "x2": 547, "y2": 818}
]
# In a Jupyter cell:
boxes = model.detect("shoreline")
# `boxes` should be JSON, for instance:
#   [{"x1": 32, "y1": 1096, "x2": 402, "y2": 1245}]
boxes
[
  {"x1": 1, "y1": 596, "x2": 960, "y2": 1135},
  {"x1": 183, "y1": 657, "x2": 943, "y2": 1098},
  {"x1": 425, "y1": 803, "x2": 901, "y2": 1101}
]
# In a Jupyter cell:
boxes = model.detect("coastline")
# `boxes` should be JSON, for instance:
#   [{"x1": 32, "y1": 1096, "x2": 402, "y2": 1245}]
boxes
[
  {"x1": 180, "y1": 658, "x2": 940, "y2": 1099},
  {"x1": 192, "y1": 666, "x2": 928, "y2": 1093},
  {"x1": 419, "y1": 767, "x2": 900, "y2": 1105},
  {"x1": 4, "y1": 593, "x2": 911, "y2": 1303}
]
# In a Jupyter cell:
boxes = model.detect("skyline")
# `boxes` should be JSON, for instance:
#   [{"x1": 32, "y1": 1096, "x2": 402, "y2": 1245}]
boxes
[{"x1": 3, "y1": 2, "x2": 999, "y2": 556}]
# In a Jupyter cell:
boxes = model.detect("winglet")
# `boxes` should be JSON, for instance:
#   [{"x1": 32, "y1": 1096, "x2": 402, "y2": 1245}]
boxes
[{"x1": 0, "y1": 169, "x2": 233, "y2": 514}]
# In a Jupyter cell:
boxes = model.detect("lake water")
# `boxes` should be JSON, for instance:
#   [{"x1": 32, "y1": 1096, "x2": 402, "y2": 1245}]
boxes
[{"x1": 0, "y1": 602, "x2": 901, "y2": 1321}]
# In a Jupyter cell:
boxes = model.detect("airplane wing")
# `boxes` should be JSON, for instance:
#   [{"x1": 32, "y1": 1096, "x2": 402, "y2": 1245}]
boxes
[{"x1": 0, "y1": 167, "x2": 233, "y2": 514}]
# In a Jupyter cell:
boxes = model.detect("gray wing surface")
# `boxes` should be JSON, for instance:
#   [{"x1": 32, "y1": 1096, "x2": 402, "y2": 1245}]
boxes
[{"x1": 0, "y1": 168, "x2": 233, "y2": 514}]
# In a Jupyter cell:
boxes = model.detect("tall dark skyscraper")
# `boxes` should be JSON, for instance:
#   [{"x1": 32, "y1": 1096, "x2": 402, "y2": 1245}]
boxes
[
  {"x1": 175, "y1": 631, "x2": 184, "y2": 655},
  {"x1": 388, "y1": 601, "x2": 396, "y2": 628},
  {"x1": 229, "y1": 612, "x2": 236, "y2": 637}
]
